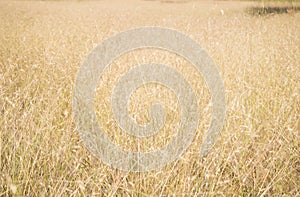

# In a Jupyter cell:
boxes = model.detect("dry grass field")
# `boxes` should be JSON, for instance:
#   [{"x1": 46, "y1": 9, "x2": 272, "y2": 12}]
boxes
[{"x1": 0, "y1": 0, "x2": 299, "y2": 196}]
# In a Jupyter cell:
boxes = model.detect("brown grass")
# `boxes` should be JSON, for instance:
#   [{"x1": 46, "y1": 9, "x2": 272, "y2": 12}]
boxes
[{"x1": 0, "y1": 0, "x2": 299, "y2": 196}]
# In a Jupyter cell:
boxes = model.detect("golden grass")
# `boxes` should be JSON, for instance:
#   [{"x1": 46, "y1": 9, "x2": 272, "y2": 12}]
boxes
[{"x1": 0, "y1": 0, "x2": 299, "y2": 196}]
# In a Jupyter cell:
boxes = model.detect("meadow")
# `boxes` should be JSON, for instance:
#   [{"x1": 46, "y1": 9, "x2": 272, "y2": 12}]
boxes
[{"x1": 0, "y1": 0, "x2": 299, "y2": 196}]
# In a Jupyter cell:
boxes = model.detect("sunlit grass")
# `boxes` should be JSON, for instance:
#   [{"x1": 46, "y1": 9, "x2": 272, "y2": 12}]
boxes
[{"x1": 0, "y1": 0, "x2": 299, "y2": 196}]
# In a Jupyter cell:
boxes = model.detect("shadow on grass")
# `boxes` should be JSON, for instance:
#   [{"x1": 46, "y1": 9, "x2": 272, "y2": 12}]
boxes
[{"x1": 247, "y1": 6, "x2": 300, "y2": 15}]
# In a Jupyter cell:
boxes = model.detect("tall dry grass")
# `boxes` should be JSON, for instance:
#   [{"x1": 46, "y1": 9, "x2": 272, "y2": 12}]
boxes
[{"x1": 0, "y1": 0, "x2": 299, "y2": 196}]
